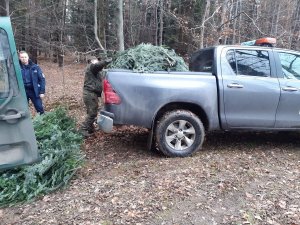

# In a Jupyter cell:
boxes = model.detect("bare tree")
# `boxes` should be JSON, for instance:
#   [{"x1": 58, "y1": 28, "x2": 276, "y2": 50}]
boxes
[
  {"x1": 232, "y1": 0, "x2": 239, "y2": 44},
  {"x1": 158, "y1": 0, "x2": 164, "y2": 45},
  {"x1": 117, "y1": 0, "x2": 125, "y2": 51},
  {"x1": 199, "y1": 0, "x2": 211, "y2": 48},
  {"x1": 0, "y1": 0, "x2": 9, "y2": 16},
  {"x1": 98, "y1": 0, "x2": 107, "y2": 49},
  {"x1": 94, "y1": 0, "x2": 105, "y2": 51},
  {"x1": 27, "y1": 0, "x2": 38, "y2": 63},
  {"x1": 6, "y1": 0, "x2": 300, "y2": 61},
  {"x1": 290, "y1": 0, "x2": 300, "y2": 49}
]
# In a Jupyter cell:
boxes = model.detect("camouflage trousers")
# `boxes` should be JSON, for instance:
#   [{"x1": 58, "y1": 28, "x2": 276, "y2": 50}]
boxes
[{"x1": 80, "y1": 90, "x2": 100, "y2": 133}]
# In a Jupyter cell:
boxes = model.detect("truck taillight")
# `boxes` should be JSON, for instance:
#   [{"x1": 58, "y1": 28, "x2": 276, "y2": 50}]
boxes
[{"x1": 103, "y1": 79, "x2": 121, "y2": 104}]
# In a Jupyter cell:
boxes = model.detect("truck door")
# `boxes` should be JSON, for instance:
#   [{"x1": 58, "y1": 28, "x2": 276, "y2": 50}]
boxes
[
  {"x1": 0, "y1": 17, "x2": 38, "y2": 170},
  {"x1": 274, "y1": 51, "x2": 300, "y2": 128},
  {"x1": 221, "y1": 48, "x2": 281, "y2": 128}
]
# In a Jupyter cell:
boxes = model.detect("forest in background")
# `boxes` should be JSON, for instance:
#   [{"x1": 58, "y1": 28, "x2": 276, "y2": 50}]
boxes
[{"x1": 0, "y1": 0, "x2": 300, "y2": 66}]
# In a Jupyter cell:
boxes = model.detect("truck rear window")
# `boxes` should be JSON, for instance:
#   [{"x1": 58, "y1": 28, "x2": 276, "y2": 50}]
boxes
[
  {"x1": 0, "y1": 28, "x2": 18, "y2": 99},
  {"x1": 189, "y1": 48, "x2": 214, "y2": 73},
  {"x1": 0, "y1": 29, "x2": 10, "y2": 97}
]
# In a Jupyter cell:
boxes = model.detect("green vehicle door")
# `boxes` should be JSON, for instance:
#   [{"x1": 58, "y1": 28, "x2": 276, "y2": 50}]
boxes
[{"x1": 0, "y1": 17, "x2": 38, "y2": 170}]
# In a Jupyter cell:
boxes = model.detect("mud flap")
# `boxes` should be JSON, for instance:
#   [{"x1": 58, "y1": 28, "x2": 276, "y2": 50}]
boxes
[{"x1": 97, "y1": 110, "x2": 114, "y2": 133}]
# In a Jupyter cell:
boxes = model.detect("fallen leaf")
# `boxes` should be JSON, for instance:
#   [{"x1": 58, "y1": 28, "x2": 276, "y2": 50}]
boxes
[
  {"x1": 111, "y1": 197, "x2": 119, "y2": 204},
  {"x1": 254, "y1": 215, "x2": 262, "y2": 221},
  {"x1": 278, "y1": 200, "x2": 287, "y2": 209},
  {"x1": 246, "y1": 192, "x2": 253, "y2": 199}
]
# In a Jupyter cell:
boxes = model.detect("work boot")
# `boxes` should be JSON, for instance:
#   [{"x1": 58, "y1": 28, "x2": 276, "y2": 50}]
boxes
[{"x1": 80, "y1": 129, "x2": 94, "y2": 138}]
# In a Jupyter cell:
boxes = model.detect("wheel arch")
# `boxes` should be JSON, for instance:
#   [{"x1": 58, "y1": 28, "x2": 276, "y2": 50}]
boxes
[{"x1": 153, "y1": 102, "x2": 209, "y2": 131}]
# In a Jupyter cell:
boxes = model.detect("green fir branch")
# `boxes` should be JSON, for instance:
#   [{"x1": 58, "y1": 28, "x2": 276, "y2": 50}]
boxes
[{"x1": 0, "y1": 107, "x2": 85, "y2": 207}]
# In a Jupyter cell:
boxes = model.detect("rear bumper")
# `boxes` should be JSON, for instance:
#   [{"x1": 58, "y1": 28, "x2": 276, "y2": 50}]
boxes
[{"x1": 97, "y1": 110, "x2": 114, "y2": 133}]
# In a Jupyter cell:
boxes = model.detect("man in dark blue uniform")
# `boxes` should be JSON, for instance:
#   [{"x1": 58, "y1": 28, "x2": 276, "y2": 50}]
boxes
[{"x1": 19, "y1": 51, "x2": 46, "y2": 114}]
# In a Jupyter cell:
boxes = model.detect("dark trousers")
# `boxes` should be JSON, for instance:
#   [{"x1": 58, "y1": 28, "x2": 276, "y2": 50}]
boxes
[
  {"x1": 25, "y1": 88, "x2": 44, "y2": 114},
  {"x1": 80, "y1": 91, "x2": 99, "y2": 132}
]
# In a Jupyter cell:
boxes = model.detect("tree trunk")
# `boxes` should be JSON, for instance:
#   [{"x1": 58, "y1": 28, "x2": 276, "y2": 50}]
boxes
[
  {"x1": 232, "y1": 0, "x2": 239, "y2": 44},
  {"x1": 28, "y1": 0, "x2": 38, "y2": 63},
  {"x1": 199, "y1": 0, "x2": 211, "y2": 48},
  {"x1": 0, "y1": 0, "x2": 9, "y2": 16},
  {"x1": 154, "y1": 0, "x2": 158, "y2": 45},
  {"x1": 117, "y1": 0, "x2": 125, "y2": 51},
  {"x1": 220, "y1": 0, "x2": 228, "y2": 44},
  {"x1": 159, "y1": 0, "x2": 164, "y2": 45},
  {"x1": 25, "y1": 0, "x2": 31, "y2": 56},
  {"x1": 238, "y1": 0, "x2": 242, "y2": 43},
  {"x1": 94, "y1": 0, "x2": 105, "y2": 51},
  {"x1": 272, "y1": 0, "x2": 280, "y2": 36},
  {"x1": 291, "y1": 0, "x2": 300, "y2": 49},
  {"x1": 58, "y1": 0, "x2": 66, "y2": 67},
  {"x1": 128, "y1": 0, "x2": 134, "y2": 46}
]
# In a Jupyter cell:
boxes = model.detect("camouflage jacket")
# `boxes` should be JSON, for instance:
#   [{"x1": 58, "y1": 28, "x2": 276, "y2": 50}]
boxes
[{"x1": 83, "y1": 60, "x2": 108, "y2": 96}]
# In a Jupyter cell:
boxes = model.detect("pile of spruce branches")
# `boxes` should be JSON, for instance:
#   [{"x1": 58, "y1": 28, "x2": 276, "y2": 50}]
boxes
[
  {"x1": 108, "y1": 43, "x2": 188, "y2": 72},
  {"x1": 0, "y1": 107, "x2": 84, "y2": 207}
]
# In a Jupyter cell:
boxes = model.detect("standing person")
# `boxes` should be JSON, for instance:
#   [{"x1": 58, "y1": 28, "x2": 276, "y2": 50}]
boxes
[
  {"x1": 80, "y1": 56, "x2": 112, "y2": 138},
  {"x1": 19, "y1": 51, "x2": 46, "y2": 114}
]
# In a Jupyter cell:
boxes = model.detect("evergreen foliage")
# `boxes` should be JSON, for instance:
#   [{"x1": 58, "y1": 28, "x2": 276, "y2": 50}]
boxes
[
  {"x1": 108, "y1": 43, "x2": 189, "y2": 72},
  {"x1": 0, "y1": 107, "x2": 84, "y2": 207}
]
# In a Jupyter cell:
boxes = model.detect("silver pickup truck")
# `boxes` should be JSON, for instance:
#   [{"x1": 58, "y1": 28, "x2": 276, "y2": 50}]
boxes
[{"x1": 98, "y1": 45, "x2": 300, "y2": 157}]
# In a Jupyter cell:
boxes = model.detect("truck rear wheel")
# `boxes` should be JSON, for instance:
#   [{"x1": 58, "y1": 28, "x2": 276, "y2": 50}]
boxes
[{"x1": 155, "y1": 110, "x2": 205, "y2": 157}]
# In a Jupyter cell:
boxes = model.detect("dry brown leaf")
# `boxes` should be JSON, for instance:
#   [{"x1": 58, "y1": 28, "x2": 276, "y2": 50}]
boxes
[
  {"x1": 278, "y1": 200, "x2": 287, "y2": 209},
  {"x1": 245, "y1": 192, "x2": 253, "y2": 199}
]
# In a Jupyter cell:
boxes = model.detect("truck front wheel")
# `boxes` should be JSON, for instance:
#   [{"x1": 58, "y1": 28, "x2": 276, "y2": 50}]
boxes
[{"x1": 155, "y1": 110, "x2": 205, "y2": 157}]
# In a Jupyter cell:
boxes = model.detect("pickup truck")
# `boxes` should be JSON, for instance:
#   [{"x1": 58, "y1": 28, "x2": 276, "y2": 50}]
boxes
[{"x1": 98, "y1": 45, "x2": 300, "y2": 157}]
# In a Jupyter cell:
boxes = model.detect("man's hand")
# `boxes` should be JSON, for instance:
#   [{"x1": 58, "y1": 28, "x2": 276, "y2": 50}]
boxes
[
  {"x1": 40, "y1": 94, "x2": 45, "y2": 98},
  {"x1": 91, "y1": 58, "x2": 99, "y2": 64}
]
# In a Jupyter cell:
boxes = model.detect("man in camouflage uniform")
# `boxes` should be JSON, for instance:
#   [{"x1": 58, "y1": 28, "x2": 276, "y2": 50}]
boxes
[{"x1": 80, "y1": 56, "x2": 111, "y2": 138}]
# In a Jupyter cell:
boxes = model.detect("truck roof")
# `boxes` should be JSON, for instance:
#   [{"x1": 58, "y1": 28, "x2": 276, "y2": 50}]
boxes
[{"x1": 196, "y1": 45, "x2": 300, "y2": 55}]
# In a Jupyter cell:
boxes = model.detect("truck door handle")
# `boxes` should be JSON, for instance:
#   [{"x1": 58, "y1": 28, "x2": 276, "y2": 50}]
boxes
[
  {"x1": 227, "y1": 83, "x2": 244, "y2": 88},
  {"x1": 0, "y1": 112, "x2": 24, "y2": 121},
  {"x1": 282, "y1": 86, "x2": 298, "y2": 92}
]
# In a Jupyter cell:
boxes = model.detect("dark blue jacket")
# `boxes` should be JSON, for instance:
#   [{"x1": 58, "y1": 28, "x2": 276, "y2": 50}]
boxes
[{"x1": 20, "y1": 60, "x2": 46, "y2": 98}]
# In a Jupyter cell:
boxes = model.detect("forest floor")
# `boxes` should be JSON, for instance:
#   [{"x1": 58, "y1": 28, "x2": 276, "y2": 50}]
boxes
[{"x1": 1, "y1": 59, "x2": 300, "y2": 225}]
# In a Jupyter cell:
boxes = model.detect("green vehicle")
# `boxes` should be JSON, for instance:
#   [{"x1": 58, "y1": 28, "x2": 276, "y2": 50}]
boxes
[{"x1": 0, "y1": 17, "x2": 38, "y2": 170}]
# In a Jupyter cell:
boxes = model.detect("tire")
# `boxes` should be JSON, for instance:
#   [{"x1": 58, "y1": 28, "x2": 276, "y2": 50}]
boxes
[{"x1": 155, "y1": 110, "x2": 205, "y2": 157}]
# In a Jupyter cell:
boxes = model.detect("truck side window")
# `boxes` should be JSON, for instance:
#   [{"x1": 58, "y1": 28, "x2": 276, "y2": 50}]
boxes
[
  {"x1": 189, "y1": 48, "x2": 214, "y2": 72},
  {"x1": 226, "y1": 50, "x2": 237, "y2": 73},
  {"x1": 0, "y1": 28, "x2": 18, "y2": 99},
  {"x1": 227, "y1": 49, "x2": 271, "y2": 77},
  {"x1": 278, "y1": 52, "x2": 300, "y2": 80}
]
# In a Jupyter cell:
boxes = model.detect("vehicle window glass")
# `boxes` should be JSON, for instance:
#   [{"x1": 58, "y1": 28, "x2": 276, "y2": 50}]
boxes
[
  {"x1": 0, "y1": 59, "x2": 9, "y2": 95},
  {"x1": 189, "y1": 48, "x2": 214, "y2": 72},
  {"x1": 278, "y1": 52, "x2": 300, "y2": 80},
  {"x1": 226, "y1": 50, "x2": 237, "y2": 74},
  {"x1": 227, "y1": 49, "x2": 271, "y2": 77},
  {"x1": 0, "y1": 28, "x2": 18, "y2": 99}
]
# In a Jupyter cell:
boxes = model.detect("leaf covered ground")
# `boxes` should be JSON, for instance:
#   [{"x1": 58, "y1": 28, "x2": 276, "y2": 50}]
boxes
[{"x1": 1, "y1": 59, "x2": 300, "y2": 225}]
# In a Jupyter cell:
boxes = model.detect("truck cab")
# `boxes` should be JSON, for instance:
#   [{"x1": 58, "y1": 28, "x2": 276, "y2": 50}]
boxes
[{"x1": 0, "y1": 17, "x2": 38, "y2": 170}]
